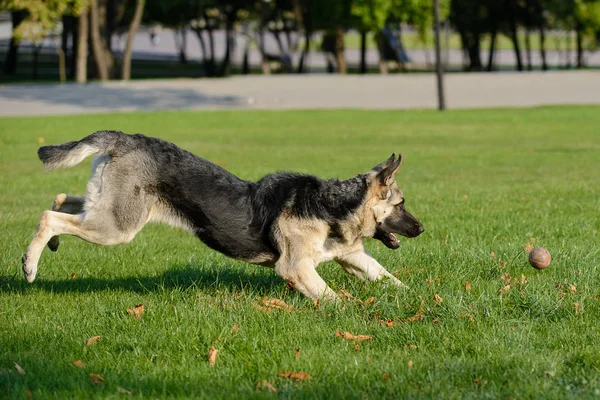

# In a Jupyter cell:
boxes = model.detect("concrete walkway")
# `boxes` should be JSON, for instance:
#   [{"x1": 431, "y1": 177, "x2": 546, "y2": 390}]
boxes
[{"x1": 0, "y1": 71, "x2": 599, "y2": 116}]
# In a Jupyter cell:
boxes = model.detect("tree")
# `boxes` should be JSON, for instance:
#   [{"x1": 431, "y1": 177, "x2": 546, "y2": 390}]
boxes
[
  {"x1": 121, "y1": 0, "x2": 145, "y2": 80},
  {"x1": 312, "y1": 0, "x2": 355, "y2": 74},
  {"x1": 2, "y1": 0, "x2": 83, "y2": 81},
  {"x1": 1, "y1": 10, "x2": 26, "y2": 76},
  {"x1": 351, "y1": 0, "x2": 392, "y2": 73}
]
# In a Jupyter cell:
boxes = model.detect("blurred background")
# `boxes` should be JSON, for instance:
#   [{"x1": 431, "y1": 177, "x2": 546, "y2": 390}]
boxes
[{"x1": 1, "y1": 0, "x2": 599, "y2": 83}]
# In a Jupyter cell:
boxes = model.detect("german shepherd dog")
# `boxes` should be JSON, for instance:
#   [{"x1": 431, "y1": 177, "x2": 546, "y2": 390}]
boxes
[{"x1": 23, "y1": 131, "x2": 424, "y2": 300}]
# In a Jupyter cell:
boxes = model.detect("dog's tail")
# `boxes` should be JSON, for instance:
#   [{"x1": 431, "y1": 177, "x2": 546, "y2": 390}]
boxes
[{"x1": 38, "y1": 130, "x2": 125, "y2": 171}]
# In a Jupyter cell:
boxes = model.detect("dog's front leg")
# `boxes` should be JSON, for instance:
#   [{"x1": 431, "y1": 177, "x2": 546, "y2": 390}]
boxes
[
  {"x1": 275, "y1": 258, "x2": 338, "y2": 301},
  {"x1": 336, "y1": 249, "x2": 409, "y2": 289}
]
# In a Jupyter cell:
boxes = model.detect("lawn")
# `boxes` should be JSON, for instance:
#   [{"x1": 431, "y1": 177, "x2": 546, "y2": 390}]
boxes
[{"x1": 1, "y1": 107, "x2": 599, "y2": 399}]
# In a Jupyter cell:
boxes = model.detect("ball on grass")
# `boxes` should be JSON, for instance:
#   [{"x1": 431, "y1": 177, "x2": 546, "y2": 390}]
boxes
[{"x1": 529, "y1": 247, "x2": 551, "y2": 270}]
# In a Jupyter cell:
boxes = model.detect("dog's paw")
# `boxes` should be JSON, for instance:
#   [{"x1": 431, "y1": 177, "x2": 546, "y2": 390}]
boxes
[
  {"x1": 22, "y1": 254, "x2": 37, "y2": 283},
  {"x1": 47, "y1": 236, "x2": 60, "y2": 252}
]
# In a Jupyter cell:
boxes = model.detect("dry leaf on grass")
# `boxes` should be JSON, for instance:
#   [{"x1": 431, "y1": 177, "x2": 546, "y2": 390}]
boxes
[
  {"x1": 353, "y1": 343, "x2": 361, "y2": 351},
  {"x1": 294, "y1": 348, "x2": 301, "y2": 359},
  {"x1": 574, "y1": 302, "x2": 581, "y2": 316},
  {"x1": 126, "y1": 304, "x2": 144, "y2": 319},
  {"x1": 501, "y1": 273, "x2": 512, "y2": 284},
  {"x1": 257, "y1": 298, "x2": 294, "y2": 312},
  {"x1": 525, "y1": 243, "x2": 534, "y2": 253},
  {"x1": 381, "y1": 319, "x2": 396, "y2": 327},
  {"x1": 460, "y1": 312, "x2": 474, "y2": 322},
  {"x1": 230, "y1": 323, "x2": 239, "y2": 335},
  {"x1": 407, "y1": 312, "x2": 424, "y2": 322},
  {"x1": 256, "y1": 380, "x2": 278, "y2": 392},
  {"x1": 464, "y1": 281, "x2": 472, "y2": 292},
  {"x1": 207, "y1": 346, "x2": 218, "y2": 367},
  {"x1": 89, "y1": 373, "x2": 104, "y2": 385},
  {"x1": 363, "y1": 297, "x2": 376, "y2": 306},
  {"x1": 490, "y1": 251, "x2": 496, "y2": 259},
  {"x1": 335, "y1": 330, "x2": 373, "y2": 342},
  {"x1": 117, "y1": 387, "x2": 132, "y2": 395},
  {"x1": 432, "y1": 317, "x2": 441, "y2": 324},
  {"x1": 408, "y1": 360, "x2": 414, "y2": 368},
  {"x1": 71, "y1": 272, "x2": 77, "y2": 279},
  {"x1": 87, "y1": 336, "x2": 101, "y2": 346},
  {"x1": 425, "y1": 278, "x2": 440, "y2": 285},
  {"x1": 498, "y1": 284, "x2": 511, "y2": 295},
  {"x1": 382, "y1": 373, "x2": 390, "y2": 380},
  {"x1": 278, "y1": 371, "x2": 312, "y2": 380},
  {"x1": 404, "y1": 344, "x2": 417, "y2": 350},
  {"x1": 71, "y1": 360, "x2": 85, "y2": 368},
  {"x1": 433, "y1": 294, "x2": 443, "y2": 303},
  {"x1": 337, "y1": 289, "x2": 355, "y2": 301},
  {"x1": 14, "y1": 362, "x2": 26, "y2": 376}
]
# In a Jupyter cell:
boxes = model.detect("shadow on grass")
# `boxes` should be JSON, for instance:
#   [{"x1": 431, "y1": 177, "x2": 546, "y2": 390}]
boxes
[{"x1": 0, "y1": 264, "x2": 284, "y2": 296}]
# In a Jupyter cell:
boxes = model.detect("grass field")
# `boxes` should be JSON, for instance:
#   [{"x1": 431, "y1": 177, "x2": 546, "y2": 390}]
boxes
[{"x1": 1, "y1": 107, "x2": 599, "y2": 399}]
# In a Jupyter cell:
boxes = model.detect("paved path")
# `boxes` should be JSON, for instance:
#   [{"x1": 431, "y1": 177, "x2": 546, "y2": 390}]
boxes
[{"x1": 0, "y1": 71, "x2": 599, "y2": 116}]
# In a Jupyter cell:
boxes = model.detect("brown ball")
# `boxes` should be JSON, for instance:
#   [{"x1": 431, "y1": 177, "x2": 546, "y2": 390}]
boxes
[{"x1": 529, "y1": 247, "x2": 551, "y2": 270}]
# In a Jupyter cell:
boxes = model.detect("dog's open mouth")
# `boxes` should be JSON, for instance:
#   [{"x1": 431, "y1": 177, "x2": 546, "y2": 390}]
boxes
[{"x1": 374, "y1": 228, "x2": 400, "y2": 249}]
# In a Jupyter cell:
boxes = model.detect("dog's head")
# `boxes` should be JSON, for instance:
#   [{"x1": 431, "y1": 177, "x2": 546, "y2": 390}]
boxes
[{"x1": 367, "y1": 154, "x2": 424, "y2": 249}]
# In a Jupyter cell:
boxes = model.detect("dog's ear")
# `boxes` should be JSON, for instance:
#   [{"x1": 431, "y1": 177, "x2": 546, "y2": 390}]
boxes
[{"x1": 370, "y1": 153, "x2": 402, "y2": 198}]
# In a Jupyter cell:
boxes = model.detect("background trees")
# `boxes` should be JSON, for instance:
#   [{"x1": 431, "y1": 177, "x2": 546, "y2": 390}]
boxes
[{"x1": 1, "y1": 0, "x2": 599, "y2": 81}]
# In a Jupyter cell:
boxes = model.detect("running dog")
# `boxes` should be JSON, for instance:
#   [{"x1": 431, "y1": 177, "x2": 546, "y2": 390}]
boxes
[{"x1": 23, "y1": 131, "x2": 424, "y2": 300}]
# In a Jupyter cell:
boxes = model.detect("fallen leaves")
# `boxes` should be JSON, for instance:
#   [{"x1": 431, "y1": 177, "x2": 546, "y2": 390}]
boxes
[
  {"x1": 126, "y1": 304, "x2": 144, "y2": 319},
  {"x1": 336, "y1": 330, "x2": 373, "y2": 342},
  {"x1": 117, "y1": 387, "x2": 132, "y2": 395},
  {"x1": 86, "y1": 336, "x2": 101, "y2": 346},
  {"x1": 381, "y1": 319, "x2": 396, "y2": 327},
  {"x1": 498, "y1": 284, "x2": 511, "y2": 295},
  {"x1": 207, "y1": 346, "x2": 219, "y2": 367},
  {"x1": 254, "y1": 298, "x2": 294, "y2": 312},
  {"x1": 71, "y1": 360, "x2": 85, "y2": 368},
  {"x1": 464, "y1": 281, "x2": 472, "y2": 292},
  {"x1": 14, "y1": 362, "x2": 26, "y2": 376},
  {"x1": 256, "y1": 380, "x2": 278, "y2": 392},
  {"x1": 432, "y1": 294, "x2": 443, "y2": 303},
  {"x1": 89, "y1": 373, "x2": 104, "y2": 385},
  {"x1": 294, "y1": 348, "x2": 301, "y2": 359},
  {"x1": 278, "y1": 371, "x2": 312, "y2": 381}
]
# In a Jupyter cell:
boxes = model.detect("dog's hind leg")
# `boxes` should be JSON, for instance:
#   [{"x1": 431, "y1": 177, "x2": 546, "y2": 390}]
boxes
[
  {"x1": 275, "y1": 258, "x2": 338, "y2": 301},
  {"x1": 22, "y1": 209, "x2": 144, "y2": 283},
  {"x1": 47, "y1": 194, "x2": 85, "y2": 252},
  {"x1": 336, "y1": 249, "x2": 409, "y2": 289}
]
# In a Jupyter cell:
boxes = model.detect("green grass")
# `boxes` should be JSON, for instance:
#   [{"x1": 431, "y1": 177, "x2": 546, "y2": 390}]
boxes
[{"x1": 1, "y1": 107, "x2": 599, "y2": 399}]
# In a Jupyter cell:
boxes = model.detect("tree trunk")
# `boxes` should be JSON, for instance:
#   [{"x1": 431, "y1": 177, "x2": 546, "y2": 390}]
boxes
[
  {"x1": 360, "y1": 30, "x2": 367, "y2": 74},
  {"x1": 180, "y1": 28, "x2": 187, "y2": 64},
  {"x1": 334, "y1": 25, "x2": 346, "y2": 74},
  {"x1": 90, "y1": 0, "x2": 109, "y2": 80},
  {"x1": 297, "y1": 30, "x2": 310, "y2": 73},
  {"x1": 487, "y1": 29, "x2": 497, "y2": 71},
  {"x1": 122, "y1": 0, "x2": 145, "y2": 80},
  {"x1": 576, "y1": 23, "x2": 583, "y2": 68},
  {"x1": 57, "y1": 47, "x2": 67, "y2": 82},
  {"x1": 207, "y1": 28, "x2": 216, "y2": 77},
  {"x1": 539, "y1": 24, "x2": 547, "y2": 71},
  {"x1": 32, "y1": 45, "x2": 40, "y2": 80},
  {"x1": 218, "y1": 17, "x2": 234, "y2": 77},
  {"x1": 525, "y1": 29, "x2": 532, "y2": 71},
  {"x1": 70, "y1": 15, "x2": 79, "y2": 79},
  {"x1": 76, "y1": 6, "x2": 89, "y2": 83},
  {"x1": 2, "y1": 11, "x2": 26, "y2": 75},
  {"x1": 509, "y1": 20, "x2": 523, "y2": 71},
  {"x1": 194, "y1": 29, "x2": 209, "y2": 76}
]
